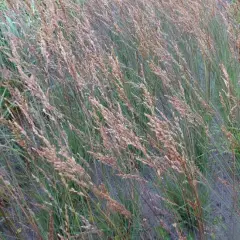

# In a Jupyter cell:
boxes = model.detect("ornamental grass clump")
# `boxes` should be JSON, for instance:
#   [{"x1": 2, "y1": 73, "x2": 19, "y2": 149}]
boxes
[{"x1": 1, "y1": 0, "x2": 240, "y2": 239}]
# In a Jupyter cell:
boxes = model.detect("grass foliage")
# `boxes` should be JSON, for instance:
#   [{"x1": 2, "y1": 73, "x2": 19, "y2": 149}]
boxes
[{"x1": 1, "y1": 0, "x2": 240, "y2": 239}]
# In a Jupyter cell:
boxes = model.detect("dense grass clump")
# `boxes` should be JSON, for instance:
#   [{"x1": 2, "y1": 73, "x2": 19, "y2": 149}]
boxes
[{"x1": 1, "y1": 0, "x2": 240, "y2": 239}]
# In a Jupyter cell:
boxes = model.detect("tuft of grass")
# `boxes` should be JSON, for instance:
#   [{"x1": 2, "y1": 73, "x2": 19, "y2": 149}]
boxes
[{"x1": 1, "y1": 0, "x2": 240, "y2": 239}]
